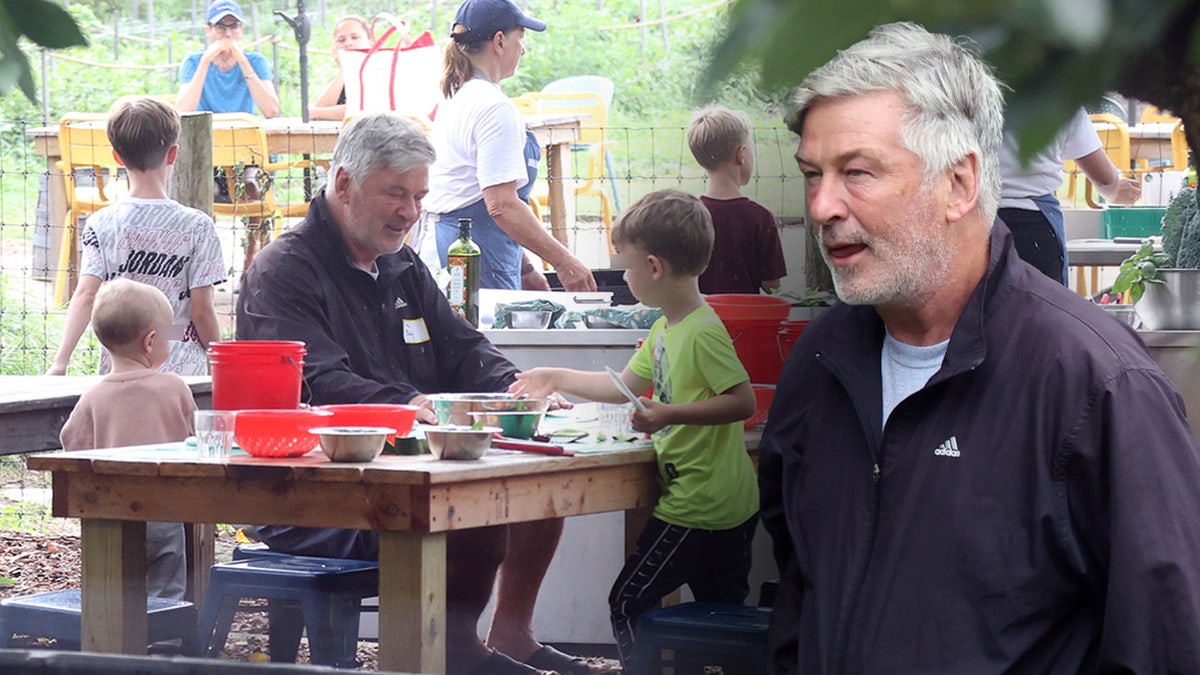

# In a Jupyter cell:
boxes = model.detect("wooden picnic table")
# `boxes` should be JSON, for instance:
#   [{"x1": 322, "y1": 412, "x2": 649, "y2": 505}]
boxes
[{"x1": 25, "y1": 430, "x2": 759, "y2": 673}]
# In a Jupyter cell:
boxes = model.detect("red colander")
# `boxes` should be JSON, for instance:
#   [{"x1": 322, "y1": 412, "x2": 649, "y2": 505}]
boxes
[{"x1": 234, "y1": 409, "x2": 334, "y2": 458}]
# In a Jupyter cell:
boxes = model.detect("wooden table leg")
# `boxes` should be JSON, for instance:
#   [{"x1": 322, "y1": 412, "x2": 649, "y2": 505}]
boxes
[
  {"x1": 378, "y1": 530, "x2": 446, "y2": 674},
  {"x1": 547, "y1": 142, "x2": 569, "y2": 246},
  {"x1": 184, "y1": 523, "x2": 215, "y2": 606},
  {"x1": 81, "y1": 518, "x2": 147, "y2": 654}
]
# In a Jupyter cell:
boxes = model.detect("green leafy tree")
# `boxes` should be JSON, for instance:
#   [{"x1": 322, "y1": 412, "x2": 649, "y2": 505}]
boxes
[
  {"x1": 0, "y1": 0, "x2": 88, "y2": 101},
  {"x1": 702, "y1": 0, "x2": 1200, "y2": 163}
]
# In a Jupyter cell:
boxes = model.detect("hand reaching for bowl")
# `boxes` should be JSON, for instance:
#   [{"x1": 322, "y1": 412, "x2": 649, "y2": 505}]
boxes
[{"x1": 408, "y1": 393, "x2": 438, "y2": 425}]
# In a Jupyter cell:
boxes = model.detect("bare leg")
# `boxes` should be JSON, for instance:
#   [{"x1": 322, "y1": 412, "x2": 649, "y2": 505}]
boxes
[
  {"x1": 486, "y1": 517, "x2": 564, "y2": 661},
  {"x1": 448, "y1": 525, "x2": 509, "y2": 675},
  {"x1": 241, "y1": 174, "x2": 266, "y2": 277}
]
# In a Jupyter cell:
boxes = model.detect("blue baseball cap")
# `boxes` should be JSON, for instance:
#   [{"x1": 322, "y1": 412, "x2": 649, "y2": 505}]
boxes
[
  {"x1": 453, "y1": 0, "x2": 546, "y2": 44},
  {"x1": 206, "y1": 0, "x2": 245, "y2": 24}
]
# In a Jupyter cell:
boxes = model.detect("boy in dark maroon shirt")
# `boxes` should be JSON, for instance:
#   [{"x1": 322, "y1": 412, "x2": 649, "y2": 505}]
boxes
[{"x1": 688, "y1": 105, "x2": 786, "y2": 294}]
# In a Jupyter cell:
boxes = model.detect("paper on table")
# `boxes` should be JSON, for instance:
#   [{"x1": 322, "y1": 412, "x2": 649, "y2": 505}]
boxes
[{"x1": 606, "y1": 366, "x2": 647, "y2": 413}]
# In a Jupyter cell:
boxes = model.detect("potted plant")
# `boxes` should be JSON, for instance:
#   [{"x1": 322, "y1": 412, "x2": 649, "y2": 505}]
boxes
[{"x1": 1113, "y1": 187, "x2": 1200, "y2": 329}]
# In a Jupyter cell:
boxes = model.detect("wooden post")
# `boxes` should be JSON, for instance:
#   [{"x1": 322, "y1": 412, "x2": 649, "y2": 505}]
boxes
[
  {"x1": 167, "y1": 111, "x2": 215, "y2": 605},
  {"x1": 81, "y1": 519, "x2": 146, "y2": 654},
  {"x1": 168, "y1": 112, "x2": 213, "y2": 217}
]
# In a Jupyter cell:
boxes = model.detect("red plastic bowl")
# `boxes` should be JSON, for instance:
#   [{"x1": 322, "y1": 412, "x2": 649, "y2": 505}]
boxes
[
  {"x1": 234, "y1": 409, "x2": 333, "y2": 458},
  {"x1": 706, "y1": 294, "x2": 791, "y2": 322},
  {"x1": 315, "y1": 404, "x2": 419, "y2": 441},
  {"x1": 744, "y1": 384, "x2": 776, "y2": 429}
]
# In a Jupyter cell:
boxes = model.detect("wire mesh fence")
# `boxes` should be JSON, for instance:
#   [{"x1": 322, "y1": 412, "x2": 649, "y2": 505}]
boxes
[{"x1": 0, "y1": 118, "x2": 806, "y2": 378}]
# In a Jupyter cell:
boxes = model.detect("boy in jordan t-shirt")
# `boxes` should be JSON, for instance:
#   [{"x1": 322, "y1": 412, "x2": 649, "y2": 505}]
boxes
[{"x1": 48, "y1": 96, "x2": 225, "y2": 377}]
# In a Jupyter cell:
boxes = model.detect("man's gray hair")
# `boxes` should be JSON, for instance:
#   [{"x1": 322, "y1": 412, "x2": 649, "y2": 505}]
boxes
[
  {"x1": 789, "y1": 22, "x2": 1005, "y2": 222},
  {"x1": 326, "y1": 113, "x2": 436, "y2": 196}
]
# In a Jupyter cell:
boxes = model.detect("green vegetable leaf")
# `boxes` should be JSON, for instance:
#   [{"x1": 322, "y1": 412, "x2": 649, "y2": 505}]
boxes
[{"x1": 0, "y1": 0, "x2": 87, "y2": 49}]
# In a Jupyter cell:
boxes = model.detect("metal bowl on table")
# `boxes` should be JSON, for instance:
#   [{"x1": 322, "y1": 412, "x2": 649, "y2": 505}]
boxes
[
  {"x1": 507, "y1": 310, "x2": 553, "y2": 329},
  {"x1": 424, "y1": 425, "x2": 501, "y2": 460},
  {"x1": 309, "y1": 426, "x2": 395, "y2": 462},
  {"x1": 468, "y1": 410, "x2": 544, "y2": 439},
  {"x1": 427, "y1": 394, "x2": 550, "y2": 427}
]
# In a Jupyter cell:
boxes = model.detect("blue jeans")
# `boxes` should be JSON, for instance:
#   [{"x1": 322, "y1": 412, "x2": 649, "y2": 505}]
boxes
[
  {"x1": 435, "y1": 200, "x2": 522, "y2": 290},
  {"x1": 433, "y1": 130, "x2": 542, "y2": 290}
]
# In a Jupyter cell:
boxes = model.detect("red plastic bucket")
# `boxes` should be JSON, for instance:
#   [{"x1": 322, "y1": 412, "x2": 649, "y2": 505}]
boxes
[
  {"x1": 706, "y1": 294, "x2": 791, "y2": 321},
  {"x1": 778, "y1": 320, "x2": 811, "y2": 361},
  {"x1": 708, "y1": 294, "x2": 791, "y2": 384},
  {"x1": 209, "y1": 340, "x2": 306, "y2": 411}
]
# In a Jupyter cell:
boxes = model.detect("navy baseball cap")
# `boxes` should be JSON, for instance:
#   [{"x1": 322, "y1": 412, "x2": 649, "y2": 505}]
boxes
[
  {"x1": 453, "y1": 0, "x2": 546, "y2": 44},
  {"x1": 207, "y1": 0, "x2": 245, "y2": 24}
]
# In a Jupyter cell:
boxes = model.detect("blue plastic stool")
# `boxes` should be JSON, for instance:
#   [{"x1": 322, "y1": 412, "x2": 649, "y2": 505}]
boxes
[
  {"x1": 0, "y1": 588, "x2": 196, "y2": 653},
  {"x1": 629, "y1": 602, "x2": 771, "y2": 675},
  {"x1": 198, "y1": 552, "x2": 378, "y2": 668}
]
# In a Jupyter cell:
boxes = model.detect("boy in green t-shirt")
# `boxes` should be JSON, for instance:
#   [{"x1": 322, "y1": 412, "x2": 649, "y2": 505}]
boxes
[{"x1": 512, "y1": 189, "x2": 759, "y2": 671}]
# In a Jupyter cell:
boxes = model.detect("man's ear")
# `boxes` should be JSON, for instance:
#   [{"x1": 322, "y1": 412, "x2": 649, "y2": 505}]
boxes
[
  {"x1": 332, "y1": 167, "x2": 353, "y2": 203},
  {"x1": 111, "y1": 149, "x2": 127, "y2": 167},
  {"x1": 945, "y1": 152, "x2": 980, "y2": 222},
  {"x1": 165, "y1": 145, "x2": 179, "y2": 166},
  {"x1": 735, "y1": 144, "x2": 749, "y2": 166}
]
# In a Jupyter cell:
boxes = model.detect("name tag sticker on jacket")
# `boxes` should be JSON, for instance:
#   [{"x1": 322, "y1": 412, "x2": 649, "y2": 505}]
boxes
[{"x1": 403, "y1": 318, "x2": 431, "y2": 344}]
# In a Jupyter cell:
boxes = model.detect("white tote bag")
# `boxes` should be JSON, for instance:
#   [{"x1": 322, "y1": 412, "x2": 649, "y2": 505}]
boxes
[{"x1": 340, "y1": 16, "x2": 443, "y2": 122}]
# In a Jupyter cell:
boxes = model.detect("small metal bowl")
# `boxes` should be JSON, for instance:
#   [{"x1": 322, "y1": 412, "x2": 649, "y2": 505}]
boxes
[
  {"x1": 428, "y1": 394, "x2": 549, "y2": 427},
  {"x1": 469, "y1": 411, "x2": 544, "y2": 440},
  {"x1": 424, "y1": 425, "x2": 500, "y2": 460},
  {"x1": 584, "y1": 315, "x2": 624, "y2": 329},
  {"x1": 309, "y1": 426, "x2": 395, "y2": 463},
  {"x1": 1097, "y1": 303, "x2": 1140, "y2": 328},
  {"x1": 508, "y1": 310, "x2": 553, "y2": 329}
]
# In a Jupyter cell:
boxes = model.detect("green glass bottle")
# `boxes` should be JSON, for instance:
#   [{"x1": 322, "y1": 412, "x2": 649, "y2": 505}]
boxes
[{"x1": 446, "y1": 217, "x2": 481, "y2": 326}]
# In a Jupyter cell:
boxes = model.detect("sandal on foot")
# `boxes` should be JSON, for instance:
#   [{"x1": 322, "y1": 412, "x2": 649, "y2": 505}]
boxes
[
  {"x1": 470, "y1": 649, "x2": 558, "y2": 675},
  {"x1": 525, "y1": 645, "x2": 622, "y2": 674}
]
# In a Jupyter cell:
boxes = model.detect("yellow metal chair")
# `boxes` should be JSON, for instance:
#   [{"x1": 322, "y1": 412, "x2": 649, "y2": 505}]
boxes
[
  {"x1": 527, "y1": 92, "x2": 616, "y2": 253},
  {"x1": 53, "y1": 113, "x2": 130, "y2": 306},
  {"x1": 212, "y1": 113, "x2": 320, "y2": 232},
  {"x1": 1140, "y1": 105, "x2": 1179, "y2": 124},
  {"x1": 1170, "y1": 119, "x2": 1190, "y2": 171},
  {"x1": 1090, "y1": 113, "x2": 1133, "y2": 172}
]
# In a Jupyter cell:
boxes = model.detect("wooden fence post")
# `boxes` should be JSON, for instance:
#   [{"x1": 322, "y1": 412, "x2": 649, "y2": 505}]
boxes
[
  {"x1": 168, "y1": 110, "x2": 214, "y2": 603},
  {"x1": 168, "y1": 111, "x2": 213, "y2": 217}
]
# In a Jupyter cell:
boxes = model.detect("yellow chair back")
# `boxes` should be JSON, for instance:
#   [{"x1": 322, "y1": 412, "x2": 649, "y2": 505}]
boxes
[
  {"x1": 53, "y1": 113, "x2": 129, "y2": 305},
  {"x1": 1170, "y1": 120, "x2": 1189, "y2": 172},
  {"x1": 1090, "y1": 113, "x2": 1133, "y2": 172},
  {"x1": 524, "y1": 92, "x2": 615, "y2": 252}
]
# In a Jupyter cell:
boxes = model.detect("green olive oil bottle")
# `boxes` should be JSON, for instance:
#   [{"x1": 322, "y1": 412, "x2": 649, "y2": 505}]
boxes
[{"x1": 447, "y1": 217, "x2": 481, "y2": 326}]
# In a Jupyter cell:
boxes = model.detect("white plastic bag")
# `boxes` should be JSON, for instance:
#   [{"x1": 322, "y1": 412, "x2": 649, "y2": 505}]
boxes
[{"x1": 340, "y1": 15, "x2": 442, "y2": 122}]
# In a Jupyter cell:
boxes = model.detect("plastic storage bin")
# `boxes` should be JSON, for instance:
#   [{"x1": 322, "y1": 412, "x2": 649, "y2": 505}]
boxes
[{"x1": 1103, "y1": 206, "x2": 1167, "y2": 239}]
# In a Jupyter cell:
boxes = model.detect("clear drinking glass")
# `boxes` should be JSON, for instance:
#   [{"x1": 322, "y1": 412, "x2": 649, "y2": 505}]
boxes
[
  {"x1": 194, "y1": 410, "x2": 236, "y2": 461},
  {"x1": 598, "y1": 402, "x2": 634, "y2": 437}
]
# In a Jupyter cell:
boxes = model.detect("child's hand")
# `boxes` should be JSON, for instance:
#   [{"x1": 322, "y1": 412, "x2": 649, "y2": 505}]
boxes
[
  {"x1": 631, "y1": 398, "x2": 669, "y2": 434},
  {"x1": 510, "y1": 368, "x2": 556, "y2": 400}
]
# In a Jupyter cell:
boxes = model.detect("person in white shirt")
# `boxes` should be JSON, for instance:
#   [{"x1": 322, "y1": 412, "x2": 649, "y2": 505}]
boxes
[
  {"x1": 421, "y1": 0, "x2": 597, "y2": 294},
  {"x1": 998, "y1": 107, "x2": 1141, "y2": 284}
]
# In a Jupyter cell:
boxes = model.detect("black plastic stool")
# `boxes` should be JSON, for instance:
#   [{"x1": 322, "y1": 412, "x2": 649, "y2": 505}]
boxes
[
  {"x1": 630, "y1": 602, "x2": 771, "y2": 675},
  {"x1": 0, "y1": 588, "x2": 196, "y2": 653},
  {"x1": 197, "y1": 553, "x2": 378, "y2": 668}
]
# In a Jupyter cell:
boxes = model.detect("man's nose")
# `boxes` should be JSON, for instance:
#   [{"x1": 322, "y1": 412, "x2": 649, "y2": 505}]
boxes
[
  {"x1": 398, "y1": 197, "x2": 420, "y2": 222},
  {"x1": 806, "y1": 178, "x2": 847, "y2": 228}
]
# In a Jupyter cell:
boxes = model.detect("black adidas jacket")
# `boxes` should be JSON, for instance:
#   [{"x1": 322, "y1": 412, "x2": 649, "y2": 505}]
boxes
[
  {"x1": 236, "y1": 194, "x2": 517, "y2": 406},
  {"x1": 760, "y1": 222, "x2": 1200, "y2": 673}
]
